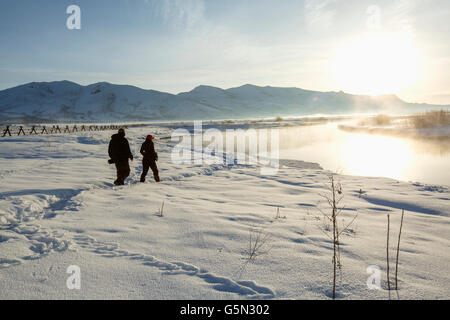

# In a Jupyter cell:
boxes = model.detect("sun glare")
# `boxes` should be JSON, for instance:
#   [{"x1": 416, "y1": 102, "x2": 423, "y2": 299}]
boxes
[
  {"x1": 340, "y1": 133, "x2": 411, "y2": 179},
  {"x1": 333, "y1": 34, "x2": 421, "y2": 96}
]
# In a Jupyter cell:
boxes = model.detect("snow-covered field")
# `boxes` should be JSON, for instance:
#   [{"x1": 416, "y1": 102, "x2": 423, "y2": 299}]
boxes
[{"x1": 0, "y1": 125, "x2": 449, "y2": 299}]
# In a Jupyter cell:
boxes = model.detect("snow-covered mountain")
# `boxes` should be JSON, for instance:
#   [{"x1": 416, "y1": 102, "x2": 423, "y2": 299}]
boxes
[{"x1": 0, "y1": 81, "x2": 447, "y2": 123}]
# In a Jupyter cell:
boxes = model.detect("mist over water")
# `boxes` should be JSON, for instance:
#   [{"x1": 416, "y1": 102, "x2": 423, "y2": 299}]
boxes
[
  {"x1": 279, "y1": 122, "x2": 450, "y2": 186},
  {"x1": 173, "y1": 118, "x2": 449, "y2": 186}
]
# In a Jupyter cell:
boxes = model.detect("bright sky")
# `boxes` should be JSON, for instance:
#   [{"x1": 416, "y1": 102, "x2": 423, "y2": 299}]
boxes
[{"x1": 0, "y1": 0, "x2": 449, "y2": 104}]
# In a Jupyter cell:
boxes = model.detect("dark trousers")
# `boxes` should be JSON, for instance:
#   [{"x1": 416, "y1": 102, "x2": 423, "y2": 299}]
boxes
[
  {"x1": 141, "y1": 158, "x2": 159, "y2": 182},
  {"x1": 114, "y1": 161, "x2": 130, "y2": 186}
]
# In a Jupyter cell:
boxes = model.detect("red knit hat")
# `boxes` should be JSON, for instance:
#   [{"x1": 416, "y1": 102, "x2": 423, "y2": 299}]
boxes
[{"x1": 147, "y1": 135, "x2": 154, "y2": 141}]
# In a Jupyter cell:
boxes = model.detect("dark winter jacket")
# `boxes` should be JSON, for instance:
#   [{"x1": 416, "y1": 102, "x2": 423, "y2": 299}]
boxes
[
  {"x1": 140, "y1": 139, "x2": 158, "y2": 161},
  {"x1": 108, "y1": 133, "x2": 133, "y2": 163}
]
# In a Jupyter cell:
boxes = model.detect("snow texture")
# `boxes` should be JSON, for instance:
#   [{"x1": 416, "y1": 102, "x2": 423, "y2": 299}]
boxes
[{"x1": 0, "y1": 124, "x2": 449, "y2": 299}]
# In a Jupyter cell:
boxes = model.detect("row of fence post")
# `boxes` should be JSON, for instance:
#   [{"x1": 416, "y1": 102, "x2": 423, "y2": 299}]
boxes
[{"x1": 2, "y1": 124, "x2": 130, "y2": 137}]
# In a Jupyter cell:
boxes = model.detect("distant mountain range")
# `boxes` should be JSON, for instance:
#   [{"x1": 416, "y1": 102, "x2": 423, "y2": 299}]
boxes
[{"x1": 0, "y1": 81, "x2": 448, "y2": 123}]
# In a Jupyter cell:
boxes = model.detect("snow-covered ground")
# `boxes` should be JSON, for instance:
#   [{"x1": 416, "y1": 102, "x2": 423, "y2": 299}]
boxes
[{"x1": 0, "y1": 125, "x2": 449, "y2": 299}]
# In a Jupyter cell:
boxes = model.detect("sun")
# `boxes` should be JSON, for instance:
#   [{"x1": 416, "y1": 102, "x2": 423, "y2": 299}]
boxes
[{"x1": 332, "y1": 33, "x2": 421, "y2": 96}]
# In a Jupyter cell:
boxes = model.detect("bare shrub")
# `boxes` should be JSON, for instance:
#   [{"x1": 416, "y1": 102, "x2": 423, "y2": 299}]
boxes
[
  {"x1": 395, "y1": 209, "x2": 405, "y2": 290},
  {"x1": 233, "y1": 226, "x2": 273, "y2": 280},
  {"x1": 317, "y1": 173, "x2": 357, "y2": 299},
  {"x1": 246, "y1": 227, "x2": 272, "y2": 262},
  {"x1": 274, "y1": 206, "x2": 286, "y2": 220},
  {"x1": 409, "y1": 110, "x2": 450, "y2": 128},
  {"x1": 386, "y1": 209, "x2": 406, "y2": 291},
  {"x1": 157, "y1": 201, "x2": 165, "y2": 217},
  {"x1": 386, "y1": 214, "x2": 391, "y2": 291},
  {"x1": 358, "y1": 114, "x2": 392, "y2": 126}
]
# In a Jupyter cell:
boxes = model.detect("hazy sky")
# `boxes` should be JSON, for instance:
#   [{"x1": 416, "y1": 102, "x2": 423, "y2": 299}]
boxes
[{"x1": 0, "y1": 0, "x2": 449, "y2": 104}]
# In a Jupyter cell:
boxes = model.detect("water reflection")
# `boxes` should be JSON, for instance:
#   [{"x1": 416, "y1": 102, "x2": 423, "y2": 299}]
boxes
[
  {"x1": 340, "y1": 133, "x2": 411, "y2": 179},
  {"x1": 279, "y1": 123, "x2": 450, "y2": 186}
]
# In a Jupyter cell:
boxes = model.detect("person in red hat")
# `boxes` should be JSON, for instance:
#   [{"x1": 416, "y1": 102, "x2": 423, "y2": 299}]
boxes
[{"x1": 140, "y1": 135, "x2": 160, "y2": 183}]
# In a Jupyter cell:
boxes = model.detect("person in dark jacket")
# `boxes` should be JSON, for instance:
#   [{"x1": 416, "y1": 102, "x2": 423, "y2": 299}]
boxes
[
  {"x1": 108, "y1": 128, "x2": 134, "y2": 186},
  {"x1": 140, "y1": 135, "x2": 160, "y2": 183}
]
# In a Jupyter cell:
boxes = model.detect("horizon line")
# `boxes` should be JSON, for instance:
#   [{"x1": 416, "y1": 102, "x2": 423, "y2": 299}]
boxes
[{"x1": 2, "y1": 79, "x2": 449, "y2": 106}]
